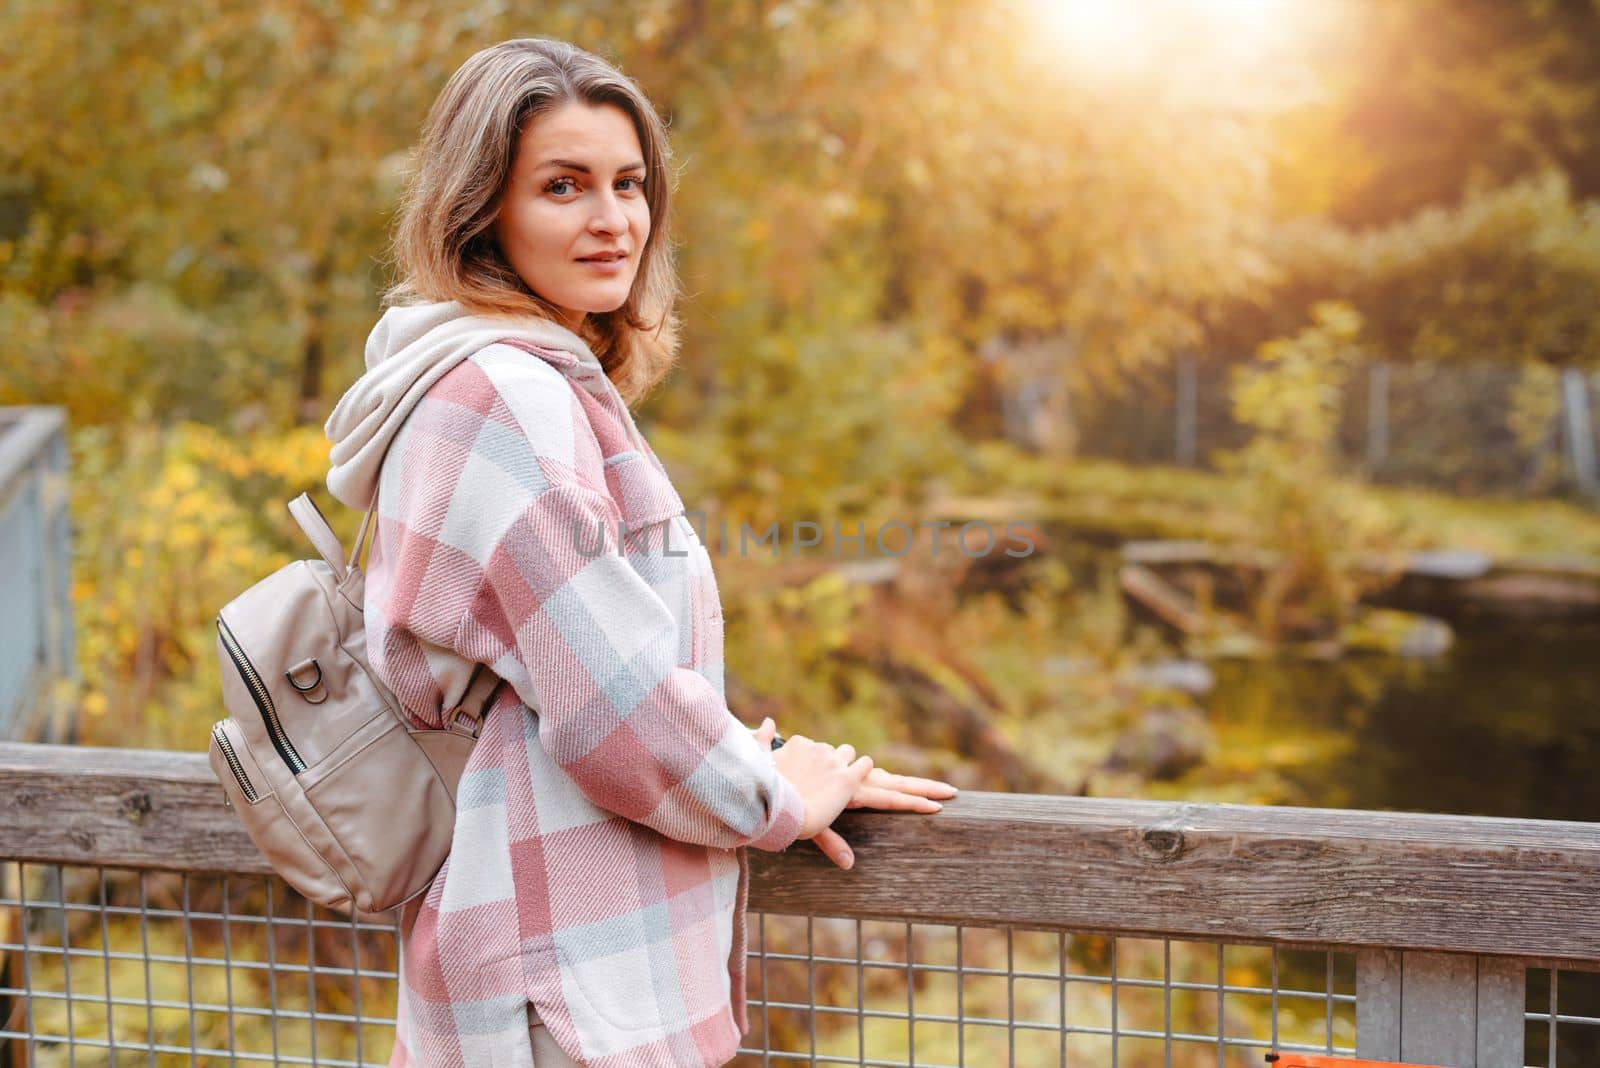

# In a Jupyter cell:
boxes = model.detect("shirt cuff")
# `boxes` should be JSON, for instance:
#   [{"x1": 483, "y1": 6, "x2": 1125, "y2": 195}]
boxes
[{"x1": 744, "y1": 768, "x2": 807, "y2": 852}]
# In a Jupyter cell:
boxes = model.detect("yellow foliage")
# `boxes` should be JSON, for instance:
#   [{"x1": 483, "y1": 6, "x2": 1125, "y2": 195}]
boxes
[
  {"x1": 1217, "y1": 303, "x2": 1402, "y2": 639},
  {"x1": 67, "y1": 422, "x2": 331, "y2": 750}
]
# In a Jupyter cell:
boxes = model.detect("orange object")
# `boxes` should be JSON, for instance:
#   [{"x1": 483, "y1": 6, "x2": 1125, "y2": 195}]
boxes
[{"x1": 1267, "y1": 1056, "x2": 1452, "y2": 1068}]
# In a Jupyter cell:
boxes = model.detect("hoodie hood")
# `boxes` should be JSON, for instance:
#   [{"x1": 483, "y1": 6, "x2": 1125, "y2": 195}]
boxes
[{"x1": 325, "y1": 301, "x2": 631, "y2": 510}]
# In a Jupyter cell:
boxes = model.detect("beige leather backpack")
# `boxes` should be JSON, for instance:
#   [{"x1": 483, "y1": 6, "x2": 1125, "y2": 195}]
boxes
[{"x1": 209, "y1": 492, "x2": 500, "y2": 917}]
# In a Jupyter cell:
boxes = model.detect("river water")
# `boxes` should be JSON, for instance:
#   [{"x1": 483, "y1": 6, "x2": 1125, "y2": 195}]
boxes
[{"x1": 1204, "y1": 618, "x2": 1600, "y2": 822}]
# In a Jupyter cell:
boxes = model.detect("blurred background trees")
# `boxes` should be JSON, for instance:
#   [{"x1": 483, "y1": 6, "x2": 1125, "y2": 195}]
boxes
[{"x1": 3, "y1": 0, "x2": 1600, "y2": 808}]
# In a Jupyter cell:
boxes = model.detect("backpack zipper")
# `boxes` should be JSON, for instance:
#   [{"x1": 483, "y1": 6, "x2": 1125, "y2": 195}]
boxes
[
  {"x1": 211, "y1": 722, "x2": 260, "y2": 803},
  {"x1": 217, "y1": 616, "x2": 307, "y2": 775}
]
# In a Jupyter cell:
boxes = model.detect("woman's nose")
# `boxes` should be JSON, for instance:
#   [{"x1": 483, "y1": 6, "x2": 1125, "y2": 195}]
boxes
[{"x1": 588, "y1": 192, "x2": 628, "y2": 235}]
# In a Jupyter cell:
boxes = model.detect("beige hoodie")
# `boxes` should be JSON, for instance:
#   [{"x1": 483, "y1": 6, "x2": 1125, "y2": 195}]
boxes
[{"x1": 323, "y1": 301, "x2": 653, "y2": 511}]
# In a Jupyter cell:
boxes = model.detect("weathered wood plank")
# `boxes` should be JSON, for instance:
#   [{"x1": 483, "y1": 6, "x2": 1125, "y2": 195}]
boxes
[
  {"x1": 749, "y1": 796, "x2": 1600, "y2": 964},
  {"x1": 0, "y1": 743, "x2": 273, "y2": 876},
  {"x1": 1, "y1": 744, "x2": 1597, "y2": 964}
]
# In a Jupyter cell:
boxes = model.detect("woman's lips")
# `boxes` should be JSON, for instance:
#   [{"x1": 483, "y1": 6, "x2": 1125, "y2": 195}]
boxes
[{"x1": 578, "y1": 254, "x2": 627, "y2": 273}]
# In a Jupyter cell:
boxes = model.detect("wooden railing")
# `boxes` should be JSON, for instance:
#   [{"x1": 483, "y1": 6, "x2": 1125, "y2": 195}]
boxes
[{"x1": 0, "y1": 742, "x2": 1595, "y2": 1065}]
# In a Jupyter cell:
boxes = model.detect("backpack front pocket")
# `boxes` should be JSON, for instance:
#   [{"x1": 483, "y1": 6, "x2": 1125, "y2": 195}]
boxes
[
  {"x1": 302, "y1": 723, "x2": 458, "y2": 913},
  {"x1": 218, "y1": 616, "x2": 307, "y2": 774},
  {"x1": 210, "y1": 720, "x2": 260, "y2": 803},
  {"x1": 208, "y1": 717, "x2": 355, "y2": 912}
]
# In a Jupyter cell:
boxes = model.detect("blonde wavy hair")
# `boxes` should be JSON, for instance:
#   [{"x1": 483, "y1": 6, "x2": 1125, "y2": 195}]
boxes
[{"x1": 384, "y1": 38, "x2": 679, "y2": 403}]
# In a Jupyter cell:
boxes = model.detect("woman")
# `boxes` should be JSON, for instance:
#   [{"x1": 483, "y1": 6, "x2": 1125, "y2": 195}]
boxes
[{"x1": 323, "y1": 38, "x2": 955, "y2": 1067}]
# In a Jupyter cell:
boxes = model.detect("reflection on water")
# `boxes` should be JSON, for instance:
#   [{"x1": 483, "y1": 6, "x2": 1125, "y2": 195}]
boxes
[{"x1": 1205, "y1": 620, "x2": 1600, "y2": 821}]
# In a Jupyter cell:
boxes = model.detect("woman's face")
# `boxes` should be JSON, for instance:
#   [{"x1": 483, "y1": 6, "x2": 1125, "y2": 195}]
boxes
[{"x1": 493, "y1": 101, "x2": 651, "y2": 332}]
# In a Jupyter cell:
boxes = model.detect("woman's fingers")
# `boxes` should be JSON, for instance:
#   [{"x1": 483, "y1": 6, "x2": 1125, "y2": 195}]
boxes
[
  {"x1": 900, "y1": 775, "x2": 958, "y2": 798},
  {"x1": 812, "y1": 827, "x2": 855, "y2": 870},
  {"x1": 847, "y1": 785, "x2": 944, "y2": 812},
  {"x1": 842, "y1": 765, "x2": 960, "y2": 811},
  {"x1": 836, "y1": 743, "x2": 856, "y2": 765},
  {"x1": 752, "y1": 717, "x2": 777, "y2": 748},
  {"x1": 868, "y1": 769, "x2": 959, "y2": 799}
]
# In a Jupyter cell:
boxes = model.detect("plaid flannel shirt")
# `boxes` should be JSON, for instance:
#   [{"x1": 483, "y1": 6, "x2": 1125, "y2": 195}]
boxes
[{"x1": 363, "y1": 339, "x2": 806, "y2": 1066}]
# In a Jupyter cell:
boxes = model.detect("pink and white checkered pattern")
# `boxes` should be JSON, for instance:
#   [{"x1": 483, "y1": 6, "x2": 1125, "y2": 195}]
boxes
[{"x1": 362, "y1": 341, "x2": 805, "y2": 1066}]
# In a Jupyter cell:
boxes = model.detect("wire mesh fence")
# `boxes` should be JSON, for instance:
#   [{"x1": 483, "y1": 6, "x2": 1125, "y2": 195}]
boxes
[
  {"x1": 0, "y1": 862, "x2": 400, "y2": 1066},
  {"x1": 0, "y1": 860, "x2": 1594, "y2": 1066},
  {"x1": 1064, "y1": 355, "x2": 1600, "y2": 499},
  {"x1": 1525, "y1": 965, "x2": 1600, "y2": 1068},
  {"x1": 734, "y1": 913, "x2": 1356, "y2": 1067}
]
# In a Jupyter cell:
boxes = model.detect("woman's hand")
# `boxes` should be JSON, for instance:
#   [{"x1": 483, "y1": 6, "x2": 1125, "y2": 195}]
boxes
[
  {"x1": 766, "y1": 729, "x2": 874, "y2": 849},
  {"x1": 754, "y1": 719, "x2": 958, "y2": 871}
]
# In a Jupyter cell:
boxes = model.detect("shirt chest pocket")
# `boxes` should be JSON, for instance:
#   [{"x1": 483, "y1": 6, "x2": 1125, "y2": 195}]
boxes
[
  {"x1": 597, "y1": 453, "x2": 724, "y2": 667},
  {"x1": 601, "y1": 450, "x2": 684, "y2": 528}
]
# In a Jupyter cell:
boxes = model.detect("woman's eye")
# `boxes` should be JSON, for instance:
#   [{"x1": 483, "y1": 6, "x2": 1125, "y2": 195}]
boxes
[{"x1": 545, "y1": 175, "x2": 644, "y2": 196}]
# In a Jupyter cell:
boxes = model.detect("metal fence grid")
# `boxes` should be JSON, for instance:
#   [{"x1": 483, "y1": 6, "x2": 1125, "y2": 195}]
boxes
[
  {"x1": 1071, "y1": 355, "x2": 1600, "y2": 498},
  {"x1": 0, "y1": 861, "x2": 1593, "y2": 1066},
  {"x1": 1526, "y1": 966, "x2": 1600, "y2": 1068},
  {"x1": 734, "y1": 913, "x2": 1357, "y2": 1067},
  {"x1": 0, "y1": 862, "x2": 401, "y2": 1067}
]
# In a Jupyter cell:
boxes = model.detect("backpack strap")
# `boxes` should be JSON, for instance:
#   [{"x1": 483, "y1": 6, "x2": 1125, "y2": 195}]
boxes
[
  {"x1": 287, "y1": 493, "x2": 350, "y2": 581},
  {"x1": 347, "y1": 501, "x2": 378, "y2": 576},
  {"x1": 446, "y1": 663, "x2": 503, "y2": 738}
]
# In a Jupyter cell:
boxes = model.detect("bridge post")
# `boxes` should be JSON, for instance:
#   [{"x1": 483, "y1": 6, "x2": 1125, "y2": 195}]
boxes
[{"x1": 1357, "y1": 949, "x2": 1525, "y2": 1066}]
